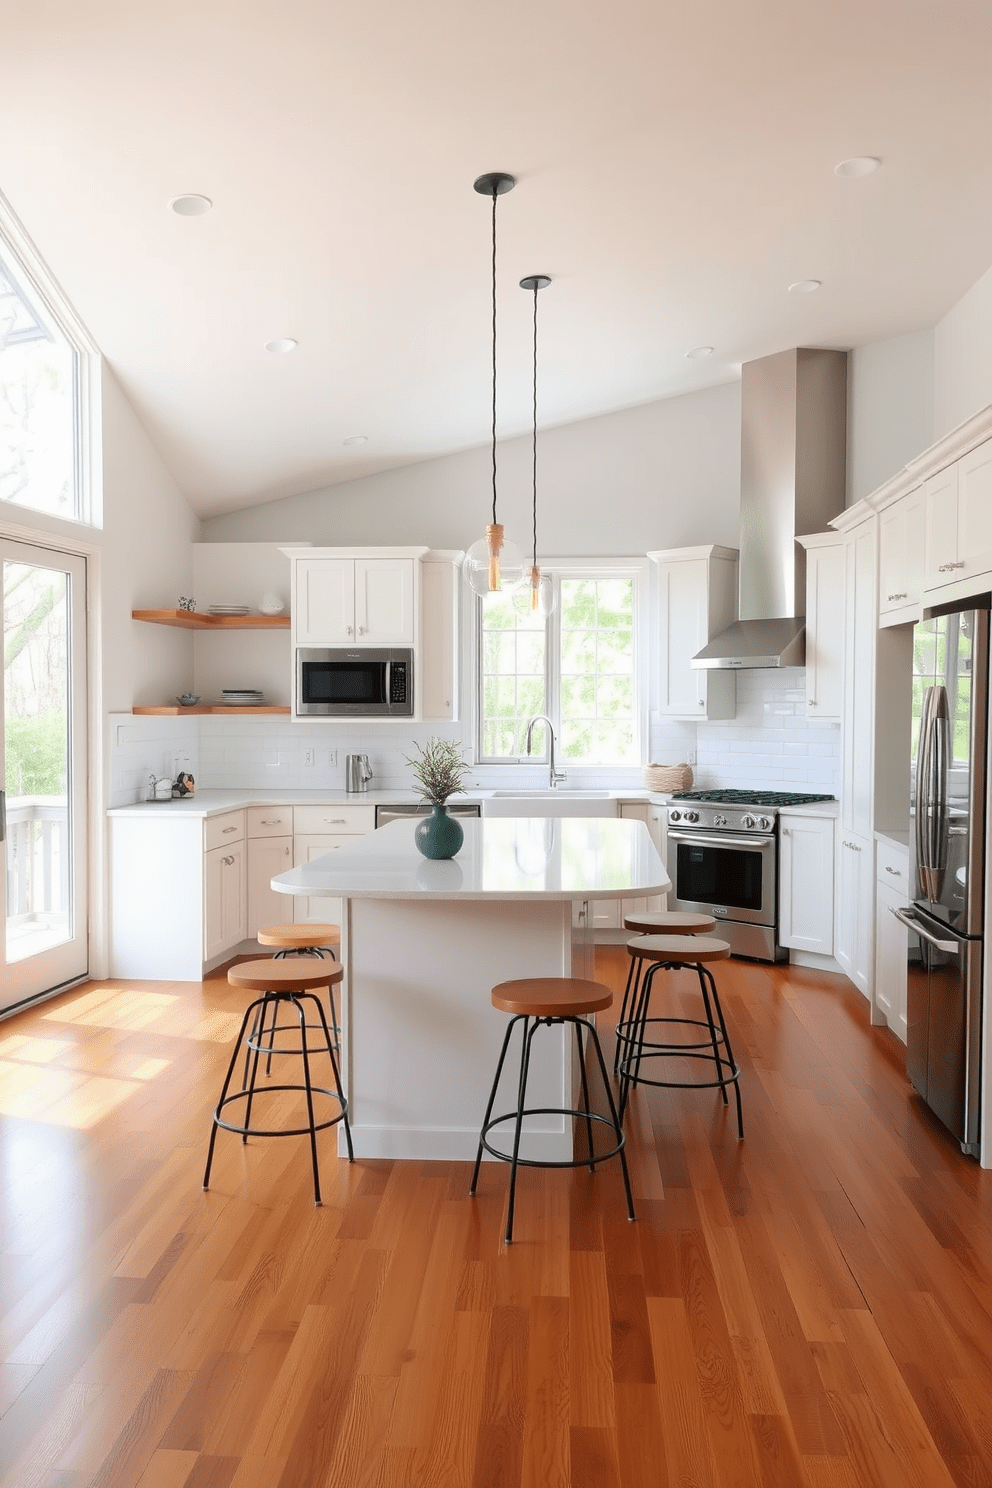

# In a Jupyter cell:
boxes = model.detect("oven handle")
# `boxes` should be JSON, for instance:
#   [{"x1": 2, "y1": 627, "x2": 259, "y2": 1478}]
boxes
[{"x1": 668, "y1": 830, "x2": 775, "y2": 851}]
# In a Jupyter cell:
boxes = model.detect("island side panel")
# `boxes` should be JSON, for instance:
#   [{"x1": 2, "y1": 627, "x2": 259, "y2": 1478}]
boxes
[{"x1": 344, "y1": 896, "x2": 578, "y2": 1161}]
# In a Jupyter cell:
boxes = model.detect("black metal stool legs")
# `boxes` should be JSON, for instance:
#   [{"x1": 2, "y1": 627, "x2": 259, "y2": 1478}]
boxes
[
  {"x1": 613, "y1": 954, "x2": 641, "y2": 1072},
  {"x1": 617, "y1": 960, "x2": 743, "y2": 1139},
  {"x1": 273, "y1": 945, "x2": 341, "y2": 1050},
  {"x1": 204, "y1": 986, "x2": 353, "y2": 1206},
  {"x1": 471, "y1": 1013, "x2": 634, "y2": 1244}
]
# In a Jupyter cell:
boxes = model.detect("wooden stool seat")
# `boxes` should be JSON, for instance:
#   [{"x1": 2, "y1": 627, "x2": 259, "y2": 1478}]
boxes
[
  {"x1": 623, "y1": 910, "x2": 716, "y2": 935},
  {"x1": 258, "y1": 922, "x2": 340, "y2": 950},
  {"x1": 491, "y1": 977, "x2": 613, "y2": 1018},
  {"x1": 472, "y1": 976, "x2": 634, "y2": 1243},
  {"x1": 228, "y1": 957, "x2": 343, "y2": 992},
  {"x1": 626, "y1": 934, "x2": 731, "y2": 964}
]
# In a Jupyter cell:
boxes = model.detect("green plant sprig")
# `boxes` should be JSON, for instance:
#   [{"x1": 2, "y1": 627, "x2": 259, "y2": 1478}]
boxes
[{"x1": 405, "y1": 738, "x2": 471, "y2": 805}]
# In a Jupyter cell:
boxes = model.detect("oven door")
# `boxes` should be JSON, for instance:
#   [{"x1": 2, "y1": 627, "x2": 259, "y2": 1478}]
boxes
[{"x1": 666, "y1": 829, "x2": 777, "y2": 926}]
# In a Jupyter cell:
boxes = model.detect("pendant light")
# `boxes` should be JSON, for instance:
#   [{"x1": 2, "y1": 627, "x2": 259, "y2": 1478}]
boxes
[
  {"x1": 463, "y1": 172, "x2": 525, "y2": 597},
  {"x1": 519, "y1": 273, "x2": 556, "y2": 617}
]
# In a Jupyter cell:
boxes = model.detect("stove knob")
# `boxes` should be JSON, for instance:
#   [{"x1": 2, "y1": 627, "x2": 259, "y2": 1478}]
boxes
[
  {"x1": 741, "y1": 814, "x2": 757, "y2": 829},
  {"x1": 757, "y1": 815, "x2": 772, "y2": 831},
  {"x1": 713, "y1": 813, "x2": 728, "y2": 827},
  {"x1": 669, "y1": 809, "x2": 681, "y2": 822},
  {"x1": 684, "y1": 810, "x2": 699, "y2": 823}
]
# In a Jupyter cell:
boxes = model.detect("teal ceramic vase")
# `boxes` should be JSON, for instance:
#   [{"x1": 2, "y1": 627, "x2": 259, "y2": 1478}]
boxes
[{"x1": 414, "y1": 802, "x2": 464, "y2": 860}]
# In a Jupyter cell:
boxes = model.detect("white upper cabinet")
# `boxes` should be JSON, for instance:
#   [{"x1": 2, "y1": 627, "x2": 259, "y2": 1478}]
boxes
[
  {"x1": 294, "y1": 555, "x2": 415, "y2": 646},
  {"x1": 649, "y1": 546, "x2": 738, "y2": 721},
  {"x1": 923, "y1": 437, "x2": 992, "y2": 599},
  {"x1": 802, "y1": 536, "x2": 845, "y2": 721},
  {"x1": 878, "y1": 487, "x2": 924, "y2": 625}
]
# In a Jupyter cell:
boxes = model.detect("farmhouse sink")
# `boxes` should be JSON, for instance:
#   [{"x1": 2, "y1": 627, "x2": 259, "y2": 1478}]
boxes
[{"x1": 484, "y1": 790, "x2": 615, "y2": 817}]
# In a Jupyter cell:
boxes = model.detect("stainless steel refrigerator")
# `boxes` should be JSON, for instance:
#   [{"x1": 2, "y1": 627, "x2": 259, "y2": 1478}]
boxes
[{"x1": 897, "y1": 606, "x2": 988, "y2": 1156}]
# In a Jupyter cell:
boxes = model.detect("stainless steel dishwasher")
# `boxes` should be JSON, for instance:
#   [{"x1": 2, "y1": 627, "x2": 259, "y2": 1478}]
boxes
[{"x1": 375, "y1": 802, "x2": 481, "y2": 828}]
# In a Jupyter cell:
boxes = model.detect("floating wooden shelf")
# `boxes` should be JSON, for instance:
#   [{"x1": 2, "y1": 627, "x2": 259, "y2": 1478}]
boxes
[
  {"x1": 131, "y1": 705, "x2": 292, "y2": 716},
  {"x1": 132, "y1": 609, "x2": 290, "y2": 629}
]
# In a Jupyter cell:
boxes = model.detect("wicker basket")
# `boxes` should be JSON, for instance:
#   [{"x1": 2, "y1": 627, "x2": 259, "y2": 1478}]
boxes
[{"x1": 642, "y1": 762, "x2": 694, "y2": 794}]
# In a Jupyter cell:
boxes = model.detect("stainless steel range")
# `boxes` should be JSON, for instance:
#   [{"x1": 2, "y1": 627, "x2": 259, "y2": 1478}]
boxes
[{"x1": 666, "y1": 789, "x2": 835, "y2": 962}]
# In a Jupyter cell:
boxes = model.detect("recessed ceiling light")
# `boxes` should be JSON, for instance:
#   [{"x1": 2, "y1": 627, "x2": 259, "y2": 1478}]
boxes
[
  {"x1": 835, "y1": 156, "x2": 881, "y2": 178},
  {"x1": 265, "y1": 338, "x2": 298, "y2": 354},
  {"x1": 343, "y1": 435, "x2": 368, "y2": 446},
  {"x1": 169, "y1": 193, "x2": 212, "y2": 216},
  {"x1": 685, "y1": 346, "x2": 714, "y2": 360},
  {"x1": 789, "y1": 279, "x2": 822, "y2": 294}
]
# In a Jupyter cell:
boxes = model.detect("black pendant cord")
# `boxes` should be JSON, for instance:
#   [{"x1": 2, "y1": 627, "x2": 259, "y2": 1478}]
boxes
[
  {"x1": 490, "y1": 186, "x2": 498, "y2": 527},
  {"x1": 531, "y1": 282, "x2": 538, "y2": 569}
]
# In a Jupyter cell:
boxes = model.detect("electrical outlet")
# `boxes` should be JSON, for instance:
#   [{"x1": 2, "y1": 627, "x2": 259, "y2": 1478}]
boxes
[
  {"x1": 304, "y1": 749, "x2": 316, "y2": 767},
  {"x1": 686, "y1": 750, "x2": 696, "y2": 765},
  {"x1": 328, "y1": 749, "x2": 338, "y2": 767}
]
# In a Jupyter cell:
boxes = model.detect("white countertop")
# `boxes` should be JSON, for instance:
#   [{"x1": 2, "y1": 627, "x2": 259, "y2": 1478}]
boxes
[
  {"x1": 778, "y1": 800, "x2": 840, "y2": 818},
  {"x1": 271, "y1": 816, "x2": 670, "y2": 901},
  {"x1": 107, "y1": 786, "x2": 656, "y2": 819}
]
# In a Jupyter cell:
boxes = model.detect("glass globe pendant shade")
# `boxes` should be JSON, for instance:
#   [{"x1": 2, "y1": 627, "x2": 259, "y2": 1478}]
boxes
[
  {"x1": 527, "y1": 565, "x2": 557, "y2": 618},
  {"x1": 463, "y1": 523, "x2": 525, "y2": 596}
]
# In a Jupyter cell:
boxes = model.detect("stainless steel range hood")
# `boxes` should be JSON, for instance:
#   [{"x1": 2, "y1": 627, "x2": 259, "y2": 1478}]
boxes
[{"x1": 693, "y1": 347, "x2": 847, "y2": 670}]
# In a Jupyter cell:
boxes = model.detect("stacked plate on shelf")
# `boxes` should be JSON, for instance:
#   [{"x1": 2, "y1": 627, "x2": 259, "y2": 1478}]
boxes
[
  {"x1": 220, "y1": 689, "x2": 265, "y2": 706},
  {"x1": 208, "y1": 604, "x2": 250, "y2": 616}
]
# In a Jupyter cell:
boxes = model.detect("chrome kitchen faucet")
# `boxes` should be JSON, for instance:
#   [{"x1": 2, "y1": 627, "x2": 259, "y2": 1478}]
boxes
[{"x1": 525, "y1": 715, "x2": 567, "y2": 790}]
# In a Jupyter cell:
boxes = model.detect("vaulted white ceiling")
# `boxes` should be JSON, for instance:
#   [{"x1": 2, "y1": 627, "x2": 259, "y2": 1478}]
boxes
[{"x1": 2, "y1": 0, "x2": 991, "y2": 516}]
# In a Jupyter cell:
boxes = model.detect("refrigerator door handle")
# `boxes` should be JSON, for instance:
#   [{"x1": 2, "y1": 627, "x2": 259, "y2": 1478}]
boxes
[{"x1": 890, "y1": 905, "x2": 959, "y2": 953}]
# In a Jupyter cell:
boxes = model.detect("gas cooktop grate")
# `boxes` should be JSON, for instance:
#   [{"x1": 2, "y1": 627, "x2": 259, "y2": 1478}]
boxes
[{"x1": 670, "y1": 789, "x2": 836, "y2": 807}]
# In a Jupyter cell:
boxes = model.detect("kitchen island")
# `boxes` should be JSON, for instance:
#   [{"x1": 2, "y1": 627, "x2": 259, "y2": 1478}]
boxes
[{"x1": 272, "y1": 815, "x2": 668, "y2": 1160}]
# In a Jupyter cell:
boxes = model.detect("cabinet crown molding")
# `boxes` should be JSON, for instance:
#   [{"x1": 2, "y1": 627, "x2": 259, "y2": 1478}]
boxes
[
  {"x1": 281, "y1": 545, "x2": 430, "y2": 560},
  {"x1": 836, "y1": 401, "x2": 992, "y2": 526},
  {"x1": 647, "y1": 544, "x2": 739, "y2": 565}
]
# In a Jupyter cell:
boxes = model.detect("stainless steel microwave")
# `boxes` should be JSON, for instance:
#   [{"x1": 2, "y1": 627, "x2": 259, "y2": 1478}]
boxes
[{"x1": 296, "y1": 647, "x2": 414, "y2": 717}]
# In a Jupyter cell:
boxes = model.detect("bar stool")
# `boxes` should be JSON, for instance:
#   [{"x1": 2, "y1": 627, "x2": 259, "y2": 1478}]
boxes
[
  {"x1": 203, "y1": 957, "x2": 353, "y2": 1205},
  {"x1": 617, "y1": 935, "x2": 743, "y2": 1139},
  {"x1": 613, "y1": 911, "x2": 716, "y2": 1072},
  {"x1": 469, "y1": 977, "x2": 635, "y2": 1244},
  {"x1": 257, "y1": 921, "x2": 342, "y2": 1049}
]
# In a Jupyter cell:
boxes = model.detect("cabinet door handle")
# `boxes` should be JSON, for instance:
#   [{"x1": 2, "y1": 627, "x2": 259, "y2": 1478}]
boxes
[
  {"x1": 347, "y1": 625, "x2": 354, "y2": 635},
  {"x1": 325, "y1": 818, "x2": 346, "y2": 824},
  {"x1": 937, "y1": 561, "x2": 966, "y2": 573},
  {"x1": 808, "y1": 698, "x2": 816, "y2": 706},
  {"x1": 887, "y1": 592, "x2": 908, "y2": 601},
  {"x1": 222, "y1": 854, "x2": 235, "y2": 865},
  {"x1": 260, "y1": 818, "x2": 282, "y2": 825},
  {"x1": 885, "y1": 865, "x2": 901, "y2": 875},
  {"x1": 222, "y1": 826, "x2": 237, "y2": 834},
  {"x1": 358, "y1": 625, "x2": 366, "y2": 635}
]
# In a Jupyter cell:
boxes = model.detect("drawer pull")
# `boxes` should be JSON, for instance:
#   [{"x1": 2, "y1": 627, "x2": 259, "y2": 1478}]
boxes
[
  {"x1": 325, "y1": 818, "x2": 346, "y2": 824},
  {"x1": 937, "y1": 561, "x2": 966, "y2": 573},
  {"x1": 887, "y1": 592, "x2": 907, "y2": 601},
  {"x1": 260, "y1": 818, "x2": 282, "y2": 825},
  {"x1": 222, "y1": 826, "x2": 238, "y2": 834}
]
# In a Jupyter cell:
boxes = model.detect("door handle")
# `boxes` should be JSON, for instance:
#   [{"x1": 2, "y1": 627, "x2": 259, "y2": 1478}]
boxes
[
  {"x1": 669, "y1": 831, "x2": 773, "y2": 851},
  {"x1": 890, "y1": 906, "x2": 958, "y2": 952}
]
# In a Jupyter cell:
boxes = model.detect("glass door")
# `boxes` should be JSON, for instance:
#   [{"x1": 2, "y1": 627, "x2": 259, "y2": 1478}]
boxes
[{"x1": 1, "y1": 540, "x2": 87, "y2": 1011}]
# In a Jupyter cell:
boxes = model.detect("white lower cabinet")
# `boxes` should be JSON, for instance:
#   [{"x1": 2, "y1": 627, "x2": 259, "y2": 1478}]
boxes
[
  {"x1": 873, "y1": 837, "x2": 910, "y2": 1042},
  {"x1": 778, "y1": 813, "x2": 834, "y2": 955},
  {"x1": 247, "y1": 836, "x2": 293, "y2": 936},
  {"x1": 835, "y1": 829, "x2": 873, "y2": 998},
  {"x1": 203, "y1": 840, "x2": 247, "y2": 962},
  {"x1": 292, "y1": 804, "x2": 376, "y2": 927}
]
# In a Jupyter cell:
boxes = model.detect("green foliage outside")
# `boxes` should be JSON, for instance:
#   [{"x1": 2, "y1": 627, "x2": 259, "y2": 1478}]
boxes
[{"x1": 5, "y1": 709, "x2": 67, "y2": 797}]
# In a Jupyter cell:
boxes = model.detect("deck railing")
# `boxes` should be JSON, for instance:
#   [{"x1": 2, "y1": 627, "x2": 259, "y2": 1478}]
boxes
[{"x1": 4, "y1": 796, "x2": 69, "y2": 925}]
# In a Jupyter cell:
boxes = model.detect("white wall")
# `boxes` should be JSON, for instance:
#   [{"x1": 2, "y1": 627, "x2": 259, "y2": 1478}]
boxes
[
  {"x1": 201, "y1": 381, "x2": 742, "y2": 555},
  {"x1": 847, "y1": 329, "x2": 934, "y2": 505},
  {"x1": 101, "y1": 364, "x2": 200, "y2": 710},
  {"x1": 933, "y1": 262, "x2": 992, "y2": 440}
]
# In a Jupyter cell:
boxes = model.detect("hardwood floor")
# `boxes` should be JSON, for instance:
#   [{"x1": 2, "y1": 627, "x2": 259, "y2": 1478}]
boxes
[{"x1": 2, "y1": 950, "x2": 992, "y2": 1487}]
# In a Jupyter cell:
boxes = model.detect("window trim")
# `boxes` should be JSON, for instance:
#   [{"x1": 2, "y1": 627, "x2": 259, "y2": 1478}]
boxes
[
  {"x1": 0, "y1": 188, "x2": 102, "y2": 529},
  {"x1": 470, "y1": 554, "x2": 648, "y2": 769}
]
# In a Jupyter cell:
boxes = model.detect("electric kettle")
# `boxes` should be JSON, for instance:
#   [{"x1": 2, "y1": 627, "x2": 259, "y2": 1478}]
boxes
[{"x1": 346, "y1": 753, "x2": 373, "y2": 793}]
